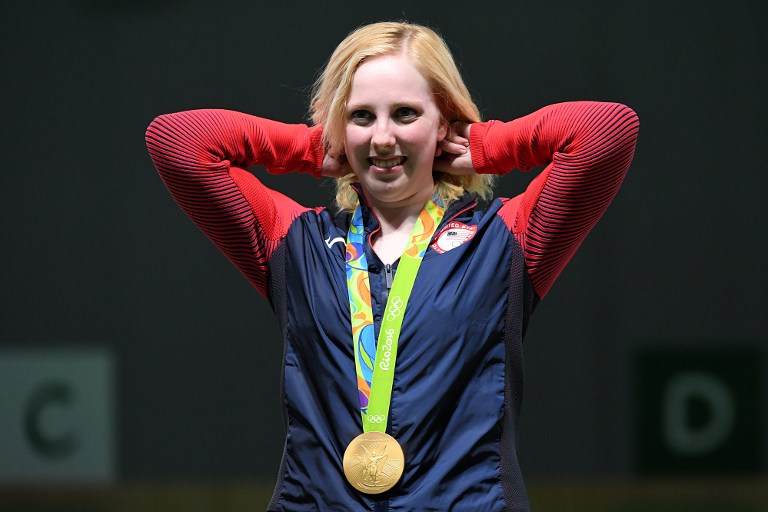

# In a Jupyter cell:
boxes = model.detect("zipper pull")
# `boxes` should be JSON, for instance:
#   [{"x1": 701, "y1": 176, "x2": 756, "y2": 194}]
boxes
[{"x1": 384, "y1": 264, "x2": 394, "y2": 291}]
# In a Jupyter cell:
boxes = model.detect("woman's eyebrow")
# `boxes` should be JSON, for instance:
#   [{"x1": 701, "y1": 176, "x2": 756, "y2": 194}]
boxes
[{"x1": 346, "y1": 98, "x2": 426, "y2": 111}]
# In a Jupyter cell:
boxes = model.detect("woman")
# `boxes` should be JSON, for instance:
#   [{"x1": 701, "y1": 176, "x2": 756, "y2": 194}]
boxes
[{"x1": 146, "y1": 21, "x2": 639, "y2": 512}]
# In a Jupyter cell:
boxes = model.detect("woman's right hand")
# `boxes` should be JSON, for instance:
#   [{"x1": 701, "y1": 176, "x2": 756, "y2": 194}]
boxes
[
  {"x1": 320, "y1": 153, "x2": 350, "y2": 178},
  {"x1": 433, "y1": 121, "x2": 477, "y2": 176}
]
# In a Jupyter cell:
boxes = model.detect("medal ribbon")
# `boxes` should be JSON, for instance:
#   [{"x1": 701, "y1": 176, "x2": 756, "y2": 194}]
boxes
[{"x1": 345, "y1": 199, "x2": 445, "y2": 433}]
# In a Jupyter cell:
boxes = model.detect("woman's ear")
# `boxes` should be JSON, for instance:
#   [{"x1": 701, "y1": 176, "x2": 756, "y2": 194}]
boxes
[
  {"x1": 438, "y1": 118, "x2": 449, "y2": 141},
  {"x1": 435, "y1": 119, "x2": 449, "y2": 156}
]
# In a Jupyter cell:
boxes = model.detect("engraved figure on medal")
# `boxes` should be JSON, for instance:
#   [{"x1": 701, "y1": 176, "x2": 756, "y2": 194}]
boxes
[
  {"x1": 359, "y1": 442, "x2": 391, "y2": 489},
  {"x1": 343, "y1": 433, "x2": 404, "y2": 494}
]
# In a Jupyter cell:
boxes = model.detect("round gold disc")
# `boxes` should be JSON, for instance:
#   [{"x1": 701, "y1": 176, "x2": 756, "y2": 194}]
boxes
[{"x1": 343, "y1": 431, "x2": 404, "y2": 494}]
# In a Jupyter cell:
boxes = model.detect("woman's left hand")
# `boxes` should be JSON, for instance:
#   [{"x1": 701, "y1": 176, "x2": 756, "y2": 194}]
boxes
[{"x1": 434, "y1": 121, "x2": 477, "y2": 176}]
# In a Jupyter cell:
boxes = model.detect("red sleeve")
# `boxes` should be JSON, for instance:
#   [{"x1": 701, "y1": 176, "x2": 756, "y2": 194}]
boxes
[
  {"x1": 470, "y1": 102, "x2": 639, "y2": 299},
  {"x1": 145, "y1": 109, "x2": 325, "y2": 297}
]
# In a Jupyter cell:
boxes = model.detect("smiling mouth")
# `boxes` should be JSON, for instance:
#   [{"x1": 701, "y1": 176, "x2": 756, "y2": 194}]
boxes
[{"x1": 369, "y1": 156, "x2": 407, "y2": 169}]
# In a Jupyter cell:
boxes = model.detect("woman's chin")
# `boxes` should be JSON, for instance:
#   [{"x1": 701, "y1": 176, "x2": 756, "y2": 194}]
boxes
[{"x1": 362, "y1": 180, "x2": 433, "y2": 208}]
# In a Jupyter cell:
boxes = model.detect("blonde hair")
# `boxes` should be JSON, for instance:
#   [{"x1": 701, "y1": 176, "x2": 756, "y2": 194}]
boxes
[{"x1": 309, "y1": 21, "x2": 495, "y2": 211}]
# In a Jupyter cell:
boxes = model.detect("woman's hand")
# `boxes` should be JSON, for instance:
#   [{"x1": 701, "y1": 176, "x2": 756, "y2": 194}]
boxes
[
  {"x1": 434, "y1": 121, "x2": 477, "y2": 176},
  {"x1": 320, "y1": 153, "x2": 350, "y2": 178}
]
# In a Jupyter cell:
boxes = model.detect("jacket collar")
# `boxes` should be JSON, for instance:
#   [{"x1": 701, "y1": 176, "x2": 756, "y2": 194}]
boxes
[{"x1": 349, "y1": 182, "x2": 477, "y2": 235}]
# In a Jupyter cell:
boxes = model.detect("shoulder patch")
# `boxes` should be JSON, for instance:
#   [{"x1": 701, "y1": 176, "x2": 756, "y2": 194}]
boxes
[{"x1": 431, "y1": 221, "x2": 478, "y2": 254}]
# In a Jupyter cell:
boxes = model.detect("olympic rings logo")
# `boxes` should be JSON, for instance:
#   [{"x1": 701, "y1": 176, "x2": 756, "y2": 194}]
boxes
[
  {"x1": 367, "y1": 415, "x2": 386, "y2": 424},
  {"x1": 386, "y1": 296, "x2": 404, "y2": 321}
]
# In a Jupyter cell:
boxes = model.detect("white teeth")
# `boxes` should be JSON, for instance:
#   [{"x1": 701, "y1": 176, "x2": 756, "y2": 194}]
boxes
[{"x1": 371, "y1": 157, "x2": 405, "y2": 169}]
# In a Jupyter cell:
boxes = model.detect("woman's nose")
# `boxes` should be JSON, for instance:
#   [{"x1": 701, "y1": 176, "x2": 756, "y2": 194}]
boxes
[{"x1": 371, "y1": 120, "x2": 395, "y2": 149}]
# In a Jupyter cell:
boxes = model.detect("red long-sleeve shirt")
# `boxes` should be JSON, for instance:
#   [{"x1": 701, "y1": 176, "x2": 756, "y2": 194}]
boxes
[{"x1": 146, "y1": 102, "x2": 639, "y2": 299}]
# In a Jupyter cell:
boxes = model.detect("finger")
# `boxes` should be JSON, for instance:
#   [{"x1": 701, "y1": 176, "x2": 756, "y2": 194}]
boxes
[
  {"x1": 445, "y1": 134, "x2": 469, "y2": 147},
  {"x1": 444, "y1": 125, "x2": 469, "y2": 145},
  {"x1": 450, "y1": 121, "x2": 471, "y2": 139},
  {"x1": 435, "y1": 164, "x2": 476, "y2": 176},
  {"x1": 434, "y1": 149, "x2": 477, "y2": 176},
  {"x1": 440, "y1": 139, "x2": 469, "y2": 156}
]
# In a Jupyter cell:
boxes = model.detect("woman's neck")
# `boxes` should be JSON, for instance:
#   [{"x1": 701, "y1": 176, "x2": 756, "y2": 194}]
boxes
[
  {"x1": 368, "y1": 185, "x2": 433, "y2": 233},
  {"x1": 366, "y1": 187, "x2": 434, "y2": 265}
]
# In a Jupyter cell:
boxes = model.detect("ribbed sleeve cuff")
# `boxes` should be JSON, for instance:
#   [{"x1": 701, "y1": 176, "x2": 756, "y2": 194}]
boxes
[
  {"x1": 301, "y1": 124, "x2": 325, "y2": 178},
  {"x1": 469, "y1": 120, "x2": 505, "y2": 175},
  {"x1": 266, "y1": 123, "x2": 325, "y2": 178}
]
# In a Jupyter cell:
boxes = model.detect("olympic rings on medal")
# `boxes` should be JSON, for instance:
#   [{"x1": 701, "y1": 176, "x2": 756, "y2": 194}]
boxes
[{"x1": 367, "y1": 414, "x2": 386, "y2": 424}]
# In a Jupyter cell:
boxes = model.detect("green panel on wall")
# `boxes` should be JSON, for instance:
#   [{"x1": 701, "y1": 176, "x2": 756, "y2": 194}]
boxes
[
  {"x1": 618, "y1": 507, "x2": 755, "y2": 512},
  {"x1": 633, "y1": 347, "x2": 763, "y2": 475}
]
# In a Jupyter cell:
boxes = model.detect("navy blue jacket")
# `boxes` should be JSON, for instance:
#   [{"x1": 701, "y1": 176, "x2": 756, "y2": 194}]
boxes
[{"x1": 266, "y1": 191, "x2": 533, "y2": 510}]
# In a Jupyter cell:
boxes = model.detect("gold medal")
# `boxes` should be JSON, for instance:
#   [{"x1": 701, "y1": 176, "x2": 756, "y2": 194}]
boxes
[{"x1": 343, "y1": 431, "x2": 404, "y2": 494}]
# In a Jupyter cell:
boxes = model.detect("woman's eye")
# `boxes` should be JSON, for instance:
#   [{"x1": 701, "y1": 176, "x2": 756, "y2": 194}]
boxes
[
  {"x1": 395, "y1": 107, "x2": 418, "y2": 120},
  {"x1": 350, "y1": 110, "x2": 373, "y2": 123}
]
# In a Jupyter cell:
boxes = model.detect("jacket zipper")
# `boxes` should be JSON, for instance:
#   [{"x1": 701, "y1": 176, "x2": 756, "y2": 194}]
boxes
[
  {"x1": 384, "y1": 263, "x2": 394, "y2": 291},
  {"x1": 381, "y1": 263, "x2": 394, "y2": 307}
]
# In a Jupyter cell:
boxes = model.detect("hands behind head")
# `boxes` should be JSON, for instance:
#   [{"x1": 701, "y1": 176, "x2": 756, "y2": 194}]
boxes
[
  {"x1": 319, "y1": 121, "x2": 477, "y2": 178},
  {"x1": 434, "y1": 121, "x2": 477, "y2": 176}
]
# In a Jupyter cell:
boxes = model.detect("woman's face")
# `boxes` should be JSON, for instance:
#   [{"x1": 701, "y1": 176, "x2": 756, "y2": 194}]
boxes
[{"x1": 343, "y1": 53, "x2": 447, "y2": 209}]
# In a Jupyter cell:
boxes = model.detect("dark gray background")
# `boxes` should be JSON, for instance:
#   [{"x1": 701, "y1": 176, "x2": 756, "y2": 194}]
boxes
[{"x1": 2, "y1": 0, "x2": 766, "y2": 481}]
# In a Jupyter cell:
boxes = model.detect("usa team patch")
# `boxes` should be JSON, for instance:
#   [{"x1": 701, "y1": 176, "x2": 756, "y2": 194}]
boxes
[{"x1": 431, "y1": 221, "x2": 477, "y2": 254}]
